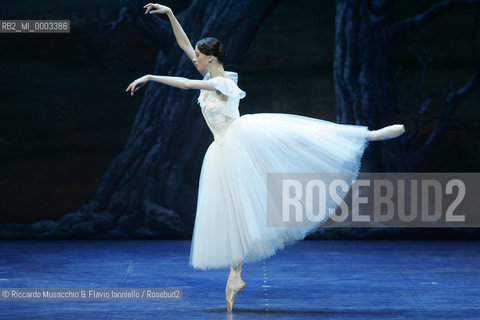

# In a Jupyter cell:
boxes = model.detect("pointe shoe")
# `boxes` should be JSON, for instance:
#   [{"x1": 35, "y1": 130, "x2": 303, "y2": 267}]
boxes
[
  {"x1": 225, "y1": 277, "x2": 246, "y2": 312},
  {"x1": 366, "y1": 124, "x2": 405, "y2": 141}
]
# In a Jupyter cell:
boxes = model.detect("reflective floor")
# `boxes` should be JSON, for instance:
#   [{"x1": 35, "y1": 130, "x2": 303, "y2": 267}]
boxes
[{"x1": 0, "y1": 240, "x2": 478, "y2": 319}]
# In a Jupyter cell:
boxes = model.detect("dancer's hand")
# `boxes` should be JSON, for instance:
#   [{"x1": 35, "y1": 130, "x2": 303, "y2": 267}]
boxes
[
  {"x1": 126, "y1": 75, "x2": 150, "y2": 96},
  {"x1": 144, "y1": 3, "x2": 171, "y2": 15}
]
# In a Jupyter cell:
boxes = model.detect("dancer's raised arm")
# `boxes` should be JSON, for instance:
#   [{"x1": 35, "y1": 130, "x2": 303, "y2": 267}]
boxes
[{"x1": 144, "y1": 3, "x2": 203, "y2": 76}]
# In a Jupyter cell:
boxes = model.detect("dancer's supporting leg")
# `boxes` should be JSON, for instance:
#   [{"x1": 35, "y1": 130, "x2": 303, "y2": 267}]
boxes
[
  {"x1": 225, "y1": 261, "x2": 246, "y2": 312},
  {"x1": 366, "y1": 124, "x2": 405, "y2": 141}
]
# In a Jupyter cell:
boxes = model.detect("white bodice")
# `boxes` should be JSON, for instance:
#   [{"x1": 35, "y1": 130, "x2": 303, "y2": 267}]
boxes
[
  {"x1": 198, "y1": 90, "x2": 237, "y2": 145},
  {"x1": 197, "y1": 72, "x2": 246, "y2": 146}
]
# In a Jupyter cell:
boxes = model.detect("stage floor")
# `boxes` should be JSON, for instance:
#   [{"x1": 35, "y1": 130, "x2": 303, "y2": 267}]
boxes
[{"x1": 0, "y1": 240, "x2": 478, "y2": 319}]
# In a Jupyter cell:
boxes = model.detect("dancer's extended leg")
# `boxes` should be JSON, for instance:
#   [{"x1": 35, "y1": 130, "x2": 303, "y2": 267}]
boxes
[
  {"x1": 366, "y1": 124, "x2": 405, "y2": 141},
  {"x1": 225, "y1": 261, "x2": 246, "y2": 312}
]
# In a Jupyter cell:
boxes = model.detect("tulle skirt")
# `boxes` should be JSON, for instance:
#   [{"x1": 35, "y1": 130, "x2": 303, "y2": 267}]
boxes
[{"x1": 189, "y1": 113, "x2": 369, "y2": 270}]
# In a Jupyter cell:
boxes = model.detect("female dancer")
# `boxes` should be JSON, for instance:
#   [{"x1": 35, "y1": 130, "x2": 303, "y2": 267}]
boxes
[{"x1": 126, "y1": 3, "x2": 405, "y2": 312}]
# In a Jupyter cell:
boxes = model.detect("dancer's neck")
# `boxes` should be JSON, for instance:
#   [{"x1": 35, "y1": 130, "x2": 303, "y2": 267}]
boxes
[{"x1": 209, "y1": 64, "x2": 225, "y2": 79}]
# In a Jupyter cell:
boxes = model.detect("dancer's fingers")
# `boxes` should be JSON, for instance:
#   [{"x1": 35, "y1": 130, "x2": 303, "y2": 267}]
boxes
[{"x1": 128, "y1": 84, "x2": 134, "y2": 95}]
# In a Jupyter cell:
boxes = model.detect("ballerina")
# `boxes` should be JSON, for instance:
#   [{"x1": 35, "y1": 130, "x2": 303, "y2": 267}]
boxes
[{"x1": 127, "y1": 3, "x2": 405, "y2": 312}]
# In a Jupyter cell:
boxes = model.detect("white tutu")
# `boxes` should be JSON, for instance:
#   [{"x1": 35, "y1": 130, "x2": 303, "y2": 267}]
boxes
[{"x1": 189, "y1": 72, "x2": 369, "y2": 270}]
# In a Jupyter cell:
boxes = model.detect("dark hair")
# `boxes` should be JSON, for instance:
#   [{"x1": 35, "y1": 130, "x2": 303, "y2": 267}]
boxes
[{"x1": 196, "y1": 37, "x2": 226, "y2": 63}]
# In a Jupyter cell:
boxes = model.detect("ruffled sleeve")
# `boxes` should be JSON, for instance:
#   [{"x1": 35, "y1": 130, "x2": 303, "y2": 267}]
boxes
[
  {"x1": 207, "y1": 76, "x2": 246, "y2": 99},
  {"x1": 198, "y1": 72, "x2": 245, "y2": 119}
]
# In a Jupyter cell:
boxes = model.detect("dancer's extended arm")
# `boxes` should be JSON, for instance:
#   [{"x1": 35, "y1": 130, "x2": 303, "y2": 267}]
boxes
[
  {"x1": 126, "y1": 75, "x2": 215, "y2": 96},
  {"x1": 144, "y1": 3, "x2": 203, "y2": 75}
]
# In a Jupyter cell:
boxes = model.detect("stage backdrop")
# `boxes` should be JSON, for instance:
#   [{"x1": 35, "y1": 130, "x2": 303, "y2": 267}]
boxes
[{"x1": 1, "y1": 0, "x2": 479, "y2": 239}]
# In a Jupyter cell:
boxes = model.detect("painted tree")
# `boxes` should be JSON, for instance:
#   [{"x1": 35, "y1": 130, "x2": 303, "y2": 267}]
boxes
[
  {"x1": 3, "y1": 0, "x2": 478, "y2": 240},
  {"x1": 334, "y1": 0, "x2": 480, "y2": 171},
  {"x1": 0, "y1": 0, "x2": 279, "y2": 239}
]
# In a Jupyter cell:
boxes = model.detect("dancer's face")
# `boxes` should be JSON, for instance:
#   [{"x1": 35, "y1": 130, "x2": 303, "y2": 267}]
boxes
[{"x1": 193, "y1": 46, "x2": 211, "y2": 72}]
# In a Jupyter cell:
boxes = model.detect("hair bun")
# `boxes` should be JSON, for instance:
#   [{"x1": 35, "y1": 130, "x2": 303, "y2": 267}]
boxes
[
  {"x1": 216, "y1": 43, "x2": 226, "y2": 62},
  {"x1": 196, "y1": 37, "x2": 226, "y2": 63}
]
